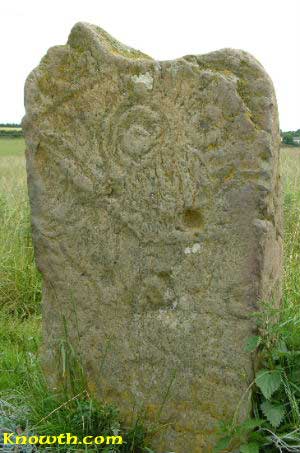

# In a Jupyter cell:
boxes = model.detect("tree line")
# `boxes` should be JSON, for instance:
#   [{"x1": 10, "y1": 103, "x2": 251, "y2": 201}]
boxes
[
  {"x1": 0, "y1": 123, "x2": 23, "y2": 138},
  {"x1": 281, "y1": 129, "x2": 300, "y2": 146},
  {"x1": 0, "y1": 123, "x2": 21, "y2": 127}
]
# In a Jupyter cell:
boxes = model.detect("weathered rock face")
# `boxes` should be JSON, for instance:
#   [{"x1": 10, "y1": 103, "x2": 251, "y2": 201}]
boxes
[{"x1": 23, "y1": 22, "x2": 282, "y2": 452}]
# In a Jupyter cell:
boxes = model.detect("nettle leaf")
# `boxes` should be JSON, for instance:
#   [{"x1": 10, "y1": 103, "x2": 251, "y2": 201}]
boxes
[
  {"x1": 245, "y1": 336, "x2": 261, "y2": 352},
  {"x1": 261, "y1": 400, "x2": 285, "y2": 428},
  {"x1": 255, "y1": 369, "x2": 282, "y2": 399},
  {"x1": 240, "y1": 442, "x2": 260, "y2": 453},
  {"x1": 213, "y1": 436, "x2": 231, "y2": 452}
]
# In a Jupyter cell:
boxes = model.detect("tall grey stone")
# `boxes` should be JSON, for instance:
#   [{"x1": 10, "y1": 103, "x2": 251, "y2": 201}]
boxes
[{"x1": 22, "y1": 22, "x2": 282, "y2": 452}]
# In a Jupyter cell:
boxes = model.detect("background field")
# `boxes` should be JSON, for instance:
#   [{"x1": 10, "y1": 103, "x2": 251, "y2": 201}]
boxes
[
  {"x1": 0, "y1": 127, "x2": 22, "y2": 131},
  {"x1": 0, "y1": 137, "x2": 300, "y2": 451},
  {"x1": 0, "y1": 137, "x2": 25, "y2": 157}
]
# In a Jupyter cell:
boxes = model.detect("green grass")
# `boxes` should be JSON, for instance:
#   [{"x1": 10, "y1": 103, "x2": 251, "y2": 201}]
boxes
[
  {"x1": 0, "y1": 137, "x2": 25, "y2": 156},
  {"x1": 0, "y1": 138, "x2": 41, "y2": 317},
  {"x1": 1, "y1": 139, "x2": 300, "y2": 452},
  {"x1": 282, "y1": 148, "x2": 300, "y2": 316}
]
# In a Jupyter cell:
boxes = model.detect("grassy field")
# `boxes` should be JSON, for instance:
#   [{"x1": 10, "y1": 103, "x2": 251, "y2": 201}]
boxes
[
  {"x1": 0, "y1": 127, "x2": 22, "y2": 131},
  {"x1": 0, "y1": 137, "x2": 26, "y2": 156},
  {"x1": 281, "y1": 147, "x2": 300, "y2": 309},
  {"x1": 0, "y1": 137, "x2": 300, "y2": 452},
  {"x1": 0, "y1": 138, "x2": 41, "y2": 317}
]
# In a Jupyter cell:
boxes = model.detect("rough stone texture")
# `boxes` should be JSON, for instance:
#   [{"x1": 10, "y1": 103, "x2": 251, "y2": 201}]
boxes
[{"x1": 22, "y1": 23, "x2": 282, "y2": 453}]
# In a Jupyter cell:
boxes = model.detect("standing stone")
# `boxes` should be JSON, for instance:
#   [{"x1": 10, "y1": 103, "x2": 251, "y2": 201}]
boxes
[{"x1": 22, "y1": 23, "x2": 282, "y2": 452}]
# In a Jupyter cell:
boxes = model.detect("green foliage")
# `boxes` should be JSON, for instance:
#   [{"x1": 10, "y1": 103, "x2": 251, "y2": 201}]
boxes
[
  {"x1": 240, "y1": 443, "x2": 260, "y2": 453},
  {"x1": 213, "y1": 419, "x2": 265, "y2": 452},
  {"x1": 260, "y1": 401, "x2": 285, "y2": 428},
  {"x1": 0, "y1": 125, "x2": 23, "y2": 138},
  {"x1": 282, "y1": 131, "x2": 296, "y2": 145},
  {"x1": 0, "y1": 129, "x2": 23, "y2": 138},
  {"x1": 255, "y1": 369, "x2": 282, "y2": 400},
  {"x1": 281, "y1": 129, "x2": 300, "y2": 146},
  {"x1": 213, "y1": 435, "x2": 231, "y2": 452},
  {"x1": 244, "y1": 335, "x2": 261, "y2": 353},
  {"x1": 0, "y1": 123, "x2": 21, "y2": 127},
  {"x1": 215, "y1": 302, "x2": 300, "y2": 451}
]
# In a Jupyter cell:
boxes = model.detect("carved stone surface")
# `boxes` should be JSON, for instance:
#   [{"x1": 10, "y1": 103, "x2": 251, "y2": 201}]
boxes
[{"x1": 23, "y1": 22, "x2": 282, "y2": 452}]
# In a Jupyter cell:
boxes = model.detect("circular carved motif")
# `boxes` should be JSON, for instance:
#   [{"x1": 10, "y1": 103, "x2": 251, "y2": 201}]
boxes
[{"x1": 115, "y1": 105, "x2": 161, "y2": 158}]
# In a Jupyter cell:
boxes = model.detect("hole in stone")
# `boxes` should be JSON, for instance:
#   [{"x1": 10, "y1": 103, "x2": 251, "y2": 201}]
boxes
[{"x1": 183, "y1": 209, "x2": 204, "y2": 230}]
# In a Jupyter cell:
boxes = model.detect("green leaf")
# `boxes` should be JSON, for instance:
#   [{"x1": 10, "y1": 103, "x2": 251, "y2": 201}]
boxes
[
  {"x1": 255, "y1": 369, "x2": 282, "y2": 399},
  {"x1": 248, "y1": 431, "x2": 267, "y2": 444},
  {"x1": 272, "y1": 340, "x2": 290, "y2": 360},
  {"x1": 237, "y1": 418, "x2": 264, "y2": 434},
  {"x1": 245, "y1": 336, "x2": 261, "y2": 352},
  {"x1": 276, "y1": 339, "x2": 288, "y2": 353},
  {"x1": 240, "y1": 442, "x2": 260, "y2": 453},
  {"x1": 260, "y1": 400, "x2": 285, "y2": 428},
  {"x1": 213, "y1": 436, "x2": 231, "y2": 452}
]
